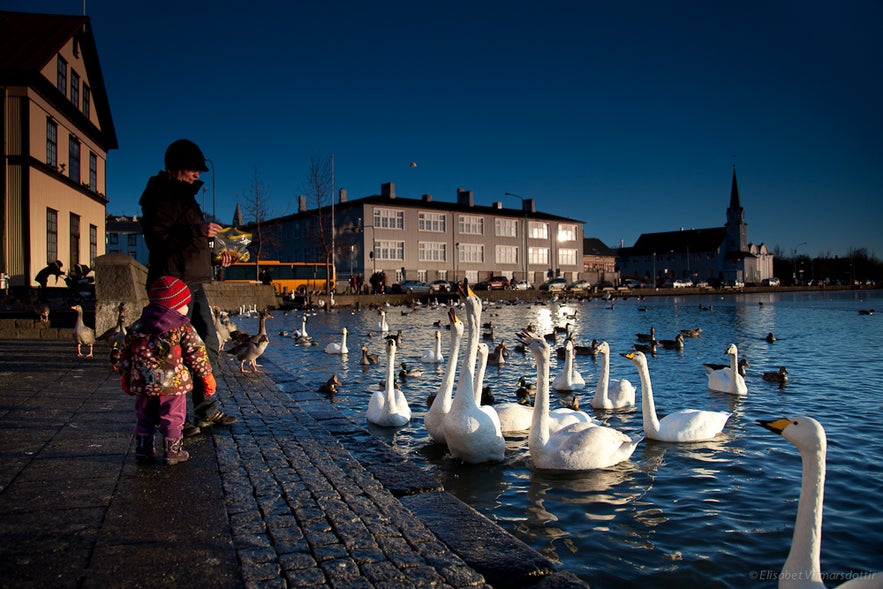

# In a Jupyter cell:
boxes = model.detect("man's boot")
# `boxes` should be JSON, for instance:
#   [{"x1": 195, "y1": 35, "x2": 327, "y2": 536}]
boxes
[
  {"x1": 135, "y1": 434, "x2": 155, "y2": 464},
  {"x1": 163, "y1": 438, "x2": 189, "y2": 465}
]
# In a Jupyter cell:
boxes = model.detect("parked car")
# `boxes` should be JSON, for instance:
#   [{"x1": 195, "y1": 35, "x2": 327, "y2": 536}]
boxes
[
  {"x1": 511, "y1": 280, "x2": 533, "y2": 290},
  {"x1": 539, "y1": 278, "x2": 568, "y2": 292},
  {"x1": 476, "y1": 276, "x2": 510, "y2": 290},
  {"x1": 761, "y1": 277, "x2": 781, "y2": 287},
  {"x1": 569, "y1": 279, "x2": 592, "y2": 292},
  {"x1": 429, "y1": 279, "x2": 453, "y2": 293},
  {"x1": 672, "y1": 279, "x2": 693, "y2": 288},
  {"x1": 723, "y1": 279, "x2": 745, "y2": 288},
  {"x1": 396, "y1": 280, "x2": 432, "y2": 294},
  {"x1": 623, "y1": 279, "x2": 645, "y2": 289}
]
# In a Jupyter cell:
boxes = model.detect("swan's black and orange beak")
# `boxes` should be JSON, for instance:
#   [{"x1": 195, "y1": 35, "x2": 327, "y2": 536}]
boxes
[
  {"x1": 620, "y1": 351, "x2": 636, "y2": 360},
  {"x1": 757, "y1": 418, "x2": 790, "y2": 435}
]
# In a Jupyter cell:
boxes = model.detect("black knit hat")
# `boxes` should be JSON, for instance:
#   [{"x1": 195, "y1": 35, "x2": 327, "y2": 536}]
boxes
[{"x1": 164, "y1": 139, "x2": 209, "y2": 172}]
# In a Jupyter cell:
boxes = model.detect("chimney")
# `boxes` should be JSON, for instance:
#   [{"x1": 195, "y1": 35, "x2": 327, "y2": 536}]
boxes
[
  {"x1": 524, "y1": 198, "x2": 536, "y2": 213},
  {"x1": 492, "y1": 201, "x2": 502, "y2": 209},
  {"x1": 456, "y1": 188, "x2": 474, "y2": 207},
  {"x1": 381, "y1": 182, "x2": 396, "y2": 199},
  {"x1": 339, "y1": 188, "x2": 347, "y2": 203},
  {"x1": 298, "y1": 195, "x2": 307, "y2": 212},
  {"x1": 422, "y1": 194, "x2": 433, "y2": 202}
]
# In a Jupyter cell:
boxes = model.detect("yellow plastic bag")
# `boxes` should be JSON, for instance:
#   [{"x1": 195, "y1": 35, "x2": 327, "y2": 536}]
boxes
[{"x1": 212, "y1": 227, "x2": 252, "y2": 263}]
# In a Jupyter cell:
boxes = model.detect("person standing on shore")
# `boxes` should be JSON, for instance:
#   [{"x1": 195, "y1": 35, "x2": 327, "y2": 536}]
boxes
[{"x1": 139, "y1": 139, "x2": 236, "y2": 436}]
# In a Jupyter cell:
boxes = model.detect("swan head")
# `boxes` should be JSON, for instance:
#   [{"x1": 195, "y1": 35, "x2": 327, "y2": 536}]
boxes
[
  {"x1": 757, "y1": 416, "x2": 825, "y2": 454},
  {"x1": 434, "y1": 331, "x2": 440, "y2": 340},
  {"x1": 516, "y1": 330, "x2": 549, "y2": 360},
  {"x1": 596, "y1": 341, "x2": 610, "y2": 355},
  {"x1": 726, "y1": 343, "x2": 738, "y2": 356},
  {"x1": 386, "y1": 338, "x2": 396, "y2": 355},
  {"x1": 621, "y1": 350, "x2": 646, "y2": 368}
]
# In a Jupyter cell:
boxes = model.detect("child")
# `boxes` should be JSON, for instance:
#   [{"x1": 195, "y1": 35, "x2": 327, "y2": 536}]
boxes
[{"x1": 119, "y1": 276, "x2": 216, "y2": 464}]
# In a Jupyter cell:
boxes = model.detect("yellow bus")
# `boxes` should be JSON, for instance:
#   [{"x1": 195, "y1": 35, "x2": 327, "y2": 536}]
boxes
[{"x1": 223, "y1": 261, "x2": 335, "y2": 296}]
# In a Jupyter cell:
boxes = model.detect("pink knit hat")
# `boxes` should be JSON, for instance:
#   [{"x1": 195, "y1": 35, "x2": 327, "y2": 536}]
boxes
[{"x1": 148, "y1": 276, "x2": 192, "y2": 310}]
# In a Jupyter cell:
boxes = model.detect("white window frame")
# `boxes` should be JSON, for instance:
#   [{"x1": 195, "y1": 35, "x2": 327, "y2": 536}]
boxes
[
  {"x1": 529, "y1": 221, "x2": 548, "y2": 239},
  {"x1": 495, "y1": 218, "x2": 518, "y2": 238},
  {"x1": 458, "y1": 215, "x2": 484, "y2": 235},
  {"x1": 418, "y1": 211, "x2": 446, "y2": 232},
  {"x1": 558, "y1": 248, "x2": 578, "y2": 266},
  {"x1": 459, "y1": 243, "x2": 484, "y2": 263},
  {"x1": 529, "y1": 247, "x2": 549, "y2": 266},
  {"x1": 558, "y1": 223, "x2": 577, "y2": 242},
  {"x1": 418, "y1": 241, "x2": 447, "y2": 262},
  {"x1": 376, "y1": 240, "x2": 404, "y2": 261},
  {"x1": 496, "y1": 245, "x2": 518, "y2": 265},
  {"x1": 374, "y1": 208, "x2": 404, "y2": 230}
]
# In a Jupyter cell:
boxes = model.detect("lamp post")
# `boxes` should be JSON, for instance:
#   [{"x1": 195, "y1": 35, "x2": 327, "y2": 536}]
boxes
[
  {"x1": 652, "y1": 252, "x2": 657, "y2": 288},
  {"x1": 504, "y1": 192, "x2": 529, "y2": 283},
  {"x1": 796, "y1": 241, "x2": 807, "y2": 285},
  {"x1": 205, "y1": 158, "x2": 216, "y2": 222}
]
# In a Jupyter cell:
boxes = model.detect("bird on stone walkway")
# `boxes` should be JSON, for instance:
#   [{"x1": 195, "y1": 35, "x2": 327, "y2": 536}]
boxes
[
  {"x1": 227, "y1": 334, "x2": 269, "y2": 373},
  {"x1": 71, "y1": 304, "x2": 95, "y2": 358}
]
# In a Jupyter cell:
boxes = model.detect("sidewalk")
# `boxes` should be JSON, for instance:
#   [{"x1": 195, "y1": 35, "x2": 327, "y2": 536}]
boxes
[{"x1": 0, "y1": 339, "x2": 587, "y2": 589}]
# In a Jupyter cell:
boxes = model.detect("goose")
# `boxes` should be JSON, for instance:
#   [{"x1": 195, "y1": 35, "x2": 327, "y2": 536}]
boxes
[
  {"x1": 757, "y1": 416, "x2": 882, "y2": 588},
  {"x1": 632, "y1": 341, "x2": 657, "y2": 355},
  {"x1": 211, "y1": 306, "x2": 231, "y2": 350},
  {"x1": 658, "y1": 333, "x2": 685, "y2": 350},
  {"x1": 551, "y1": 337, "x2": 586, "y2": 391},
  {"x1": 425, "y1": 309, "x2": 465, "y2": 444},
  {"x1": 71, "y1": 304, "x2": 95, "y2": 357},
  {"x1": 706, "y1": 343, "x2": 748, "y2": 396},
  {"x1": 443, "y1": 289, "x2": 505, "y2": 464},
  {"x1": 622, "y1": 351, "x2": 731, "y2": 442},
  {"x1": 421, "y1": 330, "x2": 444, "y2": 363},
  {"x1": 228, "y1": 334, "x2": 269, "y2": 373},
  {"x1": 763, "y1": 366, "x2": 789, "y2": 384},
  {"x1": 398, "y1": 363, "x2": 424, "y2": 379},
  {"x1": 102, "y1": 302, "x2": 129, "y2": 371},
  {"x1": 636, "y1": 326, "x2": 656, "y2": 343},
  {"x1": 318, "y1": 374, "x2": 342, "y2": 394},
  {"x1": 487, "y1": 340, "x2": 508, "y2": 366},
  {"x1": 378, "y1": 310, "x2": 389, "y2": 332},
  {"x1": 230, "y1": 308, "x2": 272, "y2": 345},
  {"x1": 591, "y1": 341, "x2": 636, "y2": 409},
  {"x1": 359, "y1": 344, "x2": 378, "y2": 365},
  {"x1": 680, "y1": 327, "x2": 702, "y2": 338},
  {"x1": 518, "y1": 331, "x2": 641, "y2": 470},
  {"x1": 324, "y1": 327, "x2": 349, "y2": 355},
  {"x1": 366, "y1": 339, "x2": 411, "y2": 427}
]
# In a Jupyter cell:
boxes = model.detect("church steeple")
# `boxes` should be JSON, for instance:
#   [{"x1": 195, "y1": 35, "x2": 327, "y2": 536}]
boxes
[
  {"x1": 729, "y1": 165, "x2": 742, "y2": 211},
  {"x1": 725, "y1": 165, "x2": 747, "y2": 252}
]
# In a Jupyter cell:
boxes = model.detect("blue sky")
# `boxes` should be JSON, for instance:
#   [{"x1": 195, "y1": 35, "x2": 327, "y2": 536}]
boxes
[{"x1": 6, "y1": 0, "x2": 882, "y2": 258}]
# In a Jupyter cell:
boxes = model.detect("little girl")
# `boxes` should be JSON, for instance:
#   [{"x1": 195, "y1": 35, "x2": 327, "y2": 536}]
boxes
[{"x1": 119, "y1": 276, "x2": 215, "y2": 464}]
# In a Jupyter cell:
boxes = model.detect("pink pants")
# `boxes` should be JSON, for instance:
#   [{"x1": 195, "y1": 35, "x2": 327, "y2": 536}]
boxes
[{"x1": 134, "y1": 395, "x2": 187, "y2": 440}]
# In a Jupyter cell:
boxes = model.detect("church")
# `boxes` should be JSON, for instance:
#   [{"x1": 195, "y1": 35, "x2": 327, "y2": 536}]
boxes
[{"x1": 615, "y1": 168, "x2": 773, "y2": 286}]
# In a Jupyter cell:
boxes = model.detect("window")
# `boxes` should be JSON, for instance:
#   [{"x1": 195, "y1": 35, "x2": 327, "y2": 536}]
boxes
[
  {"x1": 70, "y1": 213, "x2": 81, "y2": 267},
  {"x1": 495, "y1": 218, "x2": 518, "y2": 238},
  {"x1": 460, "y1": 243, "x2": 484, "y2": 263},
  {"x1": 46, "y1": 119, "x2": 58, "y2": 168},
  {"x1": 496, "y1": 245, "x2": 518, "y2": 265},
  {"x1": 89, "y1": 152, "x2": 97, "y2": 191},
  {"x1": 529, "y1": 221, "x2": 548, "y2": 239},
  {"x1": 56, "y1": 56, "x2": 67, "y2": 95},
  {"x1": 558, "y1": 248, "x2": 578, "y2": 266},
  {"x1": 127, "y1": 234, "x2": 138, "y2": 247},
  {"x1": 417, "y1": 270, "x2": 427, "y2": 282},
  {"x1": 558, "y1": 224, "x2": 577, "y2": 242},
  {"x1": 529, "y1": 247, "x2": 549, "y2": 266},
  {"x1": 70, "y1": 70, "x2": 80, "y2": 108},
  {"x1": 68, "y1": 136, "x2": 81, "y2": 182},
  {"x1": 108, "y1": 233, "x2": 118, "y2": 245},
  {"x1": 376, "y1": 240, "x2": 404, "y2": 261},
  {"x1": 458, "y1": 215, "x2": 483, "y2": 235},
  {"x1": 89, "y1": 225, "x2": 97, "y2": 265},
  {"x1": 47, "y1": 209, "x2": 58, "y2": 263},
  {"x1": 418, "y1": 212, "x2": 446, "y2": 232},
  {"x1": 374, "y1": 208, "x2": 403, "y2": 230},
  {"x1": 418, "y1": 242, "x2": 446, "y2": 262},
  {"x1": 82, "y1": 85, "x2": 91, "y2": 119}
]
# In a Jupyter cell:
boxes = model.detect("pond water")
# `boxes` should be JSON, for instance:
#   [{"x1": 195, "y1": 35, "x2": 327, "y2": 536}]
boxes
[{"x1": 231, "y1": 289, "x2": 883, "y2": 588}]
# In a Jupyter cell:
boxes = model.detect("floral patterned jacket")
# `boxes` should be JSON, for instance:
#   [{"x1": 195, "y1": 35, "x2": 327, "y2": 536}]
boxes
[{"x1": 119, "y1": 303, "x2": 212, "y2": 397}]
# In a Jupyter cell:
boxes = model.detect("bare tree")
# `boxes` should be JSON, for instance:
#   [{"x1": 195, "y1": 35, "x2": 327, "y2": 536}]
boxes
[
  {"x1": 303, "y1": 153, "x2": 334, "y2": 293},
  {"x1": 240, "y1": 166, "x2": 280, "y2": 281}
]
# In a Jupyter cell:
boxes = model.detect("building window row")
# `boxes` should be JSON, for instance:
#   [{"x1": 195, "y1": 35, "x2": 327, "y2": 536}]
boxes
[
  {"x1": 459, "y1": 243, "x2": 484, "y2": 263},
  {"x1": 496, "y1": 245, "x2": 518, "y2": 265},
  {"x1": 375, "y1": 240, "x2": 404, "y2": 261},
  {"x1": 459, "y1": 215, "x2": 484, "y2": 236},
  {"x1": 57, "y1": 56, "x2": 91, "y2": 119},
  {"x1": 418, "y1": 241, "x2": 447, "y2": 262},
  {"x1": 418, "y1": 212, "x2": 446, "y2": 232},
  {"x1": 495, "y1": 218, "x2": 518, "y2": 238},
  {"x1": 374, "y1": 208, "x2": 403, "y2": 230}
]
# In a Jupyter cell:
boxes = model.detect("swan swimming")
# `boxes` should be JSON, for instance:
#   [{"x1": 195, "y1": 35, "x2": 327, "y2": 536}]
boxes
[
  {"x1": 551, "y1": 337, "x2": 586, "y2": 391},
  {"x1": 592, "y1": 341, "x2": 636, "y2": 409},
  {"x1": 421, "y1": 330, "x2": 444, "y2": 364},
  {"x1": 324, "y1": 327, "x2": 348, "y2": 355},
  {"x1": 706, "y1": 343, "x2": 748, "y2": 395},
  {"x1": 366, "y1": 339, "x2": 411, "y2": 427},
  {"x1": 424, "y1": 310, "x2": 464, "y2": 444},
  {"x1": 622, "y1": 351, "x2": 731, "y2": 442}
]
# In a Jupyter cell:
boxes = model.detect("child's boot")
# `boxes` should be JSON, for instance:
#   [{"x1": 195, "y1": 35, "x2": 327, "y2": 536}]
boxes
[
  {"x1": 163, "y1": 438, "x2": 189, "y2": 465},
  {"x1": 135, "y1": 434, "x2": 155, "y2": 463}
]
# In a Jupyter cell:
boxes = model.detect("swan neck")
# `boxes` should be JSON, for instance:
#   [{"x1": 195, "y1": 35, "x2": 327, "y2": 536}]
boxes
[
  {"x1": 783, "y1": 441, "x2": 827, "y2": 584},
  {"x1": 385, "y1": 348, "x2": 397, "y2": 409},
  {"x1": 638, "y1": 360, "x2": 661, "y2": 434},
  {"x1": 530, "y1": 348, "x2": 551, "y2": 448}
]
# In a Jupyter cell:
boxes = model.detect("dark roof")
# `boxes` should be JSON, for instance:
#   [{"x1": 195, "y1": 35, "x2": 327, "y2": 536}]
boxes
[
  {"x1": 0, "y1": 10, "x2": 118, "y2": 150},
  {"x1": 625, "y1": 227, "x2": 727, "y2": 256},
  {"x1": 582, "y1": 237, "x2": 616, "y2": 257}
]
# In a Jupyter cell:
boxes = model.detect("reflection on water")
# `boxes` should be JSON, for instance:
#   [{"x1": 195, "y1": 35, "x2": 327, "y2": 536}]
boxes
[{"x1": 251, "y1": 290, "x2": 883, "y2": 588}]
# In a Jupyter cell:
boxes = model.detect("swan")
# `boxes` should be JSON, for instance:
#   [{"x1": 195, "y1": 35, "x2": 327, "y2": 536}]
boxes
[
  {"x1": 592, "y1": 341, "x2": 636, "y2": 409},
  {"x1": 551, "y1": 337, "x2": 586, "y2": 391},
  {"x1": 366, "y1": 339, "x2": 411, "y2": 427},
  {"x1": 443, "y1": 289, "x2": 505, "y2": 464},
  {"x1": 758, "y1": 416, "x2": 882, "y2": 588},
  {"x1": 324, "y1": 327, "x2": 348, "y2": 354},
  {"x1": 378, "y1": 310, "x2": 389, "y2": 332},
  {"x1": 622, "y1": 351, "x2": 731, "y2": 442},
  {"x1": 425, "y1": 310, "x2": 465, "y2": 444},
  {"x1": 293, "y1": 315, "x2": 311, "y2": 343},
  {"x1": 706, "y1": 343, "x2": 748, "y2": 395},
  {"x1": 421, "y1": 330, "x2": 444, "y2": 363},
  {"x1": 518, "y1": 331, "x2": 642, "y2": 470}
]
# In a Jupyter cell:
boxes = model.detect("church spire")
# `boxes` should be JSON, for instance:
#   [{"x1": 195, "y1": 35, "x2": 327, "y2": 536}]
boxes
[{"x1": 729, "y1": 165, "x2": 742, "y2": 211}]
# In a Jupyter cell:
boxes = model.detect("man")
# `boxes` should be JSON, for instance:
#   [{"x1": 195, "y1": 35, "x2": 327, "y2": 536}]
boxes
[
  {"x1": 139, "y1": 139, "x2": 237, "y2": 435},
  {"x1": 35, "y1": 260, "x2": 64, "y2": 301}
]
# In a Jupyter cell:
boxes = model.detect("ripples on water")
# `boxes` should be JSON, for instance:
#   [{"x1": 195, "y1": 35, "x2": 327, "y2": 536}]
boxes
[{"x1": 234, "y1": 289, "x2": 883, "y2": 588}]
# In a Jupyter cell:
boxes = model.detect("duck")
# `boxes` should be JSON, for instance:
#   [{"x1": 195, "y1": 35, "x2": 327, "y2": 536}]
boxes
[
  {"x1": 704, "y1": 358, "x2": 749, "y2": 377},
  {"x1": 359, "y1": 344, "x2": 378, "y2": 365},
  {"x1": 658, "y1": 332, "x2": 685, "y2": 350},
  {"x1": 425, "y1": 310, "x2": 465, "y2": 444},
  {"x1": 378, "y1": 310, "x2": 389, "y2": 332},
  {"x1": 763, "y1": 366, "x2": 789, "y2": 384},
  {"x1": 632, "y1": 341, "x2": 657, "y2": 355},
  {"x1": 551, "y1": 337, "x2": 586, "y2": 391},
  {"x1": 398, "y1": 363, "x2": 424, "y2": 379},
  {"x1": 324, "y1": 327, "x2": 349, "y2": 355},
  {"x1": 102, "y1": 302, "x2": 129, "y2": 371},
  {"x1": 366, "y1": 339, "x2": 411, "y2": 427},
  {"x1": 71, "y1": 304, "x2": 95, "y2": 358},
  {"x1": 705, "y1": 343, "x2": 748, "y2": 396},
  {"x1": 518, "y1": 330, "x2": 641, "y2": 470},
  {"x1": 765, "y1": 331, "x2": 777, "y2": 343},
  {"x1": 857, "y1": 309, "x2": 874, "y2": 315},
  {"x1": 591, "y1": 341, "x2": 636, "y2": 410},
  {"x1": 515, "y1": 376, "x2": 537, "y2": 401},
  {"x1": 421, "y1": 330, "x2": 444, "y2": 364},
  {"x1": 680, "y1": 327, "x2": 702, "y2": 338},
  {"x1": 487, "y1": 340, "x2": 508, "y2": 366},
  {"x1": 443, "y1": 289, "x2": 505, "y2": 464},
  {"x1": 385, "y1": 330, "x2": 403, "y2": 347},
  {"x1": 757, "y1": 416, "x2": 882, "y2": 588},
  {"x1": 622, "y1": 351, "x2": 731, "y2": 442},
  {"x1": 35, "y1": 303, "x2": 50, "y2": 324},
  {"x1": 318, "y1": 374, "x2": 342, "y2": 395},
  {"x1": 228, "y1": 333, "x2": 269, "y2": 373},
  {"x1": 635, "y1": 326, "x2": 656, "y2": 343}
]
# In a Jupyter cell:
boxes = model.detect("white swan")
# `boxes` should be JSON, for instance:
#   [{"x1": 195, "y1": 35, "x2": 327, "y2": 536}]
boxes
[
  {"x1": 622, "y1": 351, "x2": 731, "y2": 442},
  {"x1": 551, "y1": 337, "x2": 586, "y2": 391},
  {"x1": 421, "y1": 330, "x2": 444, "y2": 364},
  {"x1": 758, "y1": 416, "x2": 882, "y2": 589},
  {"x1": 366, "y1": 339, "x2": 411, "y2": 426},
  {"x1": 518, "y1": 331, "x2": 641, "y2": 470},
  {"x1": 425, "y1": 310, "x2": 464, "y2": 444},
  {"x1": 378, "y1": 310, "x2": 389, "y2": 332},
  {"x1": 324, "y1": 327, "x2": 348, "y2": 354},
  {"x1": 294, "y1": 315, "x2": 310, "y2": 343},
  {"x1": 592, "y1": 341, "x2": 637, "y2": 409},
  {"x1": 473, "y1": 341, "x2": 489, "y2": 404},
  {"x1": 706, "y1": 343, "x2": 748, "y2": 396},
  {"x1": 443, "y1": 289, "x2": 505, "y2": 464}
]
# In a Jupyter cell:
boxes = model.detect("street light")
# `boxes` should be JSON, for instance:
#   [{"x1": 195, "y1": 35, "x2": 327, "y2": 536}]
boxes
[{"x1": 504, "y1": 192, "x2": 529, "y2": 283}]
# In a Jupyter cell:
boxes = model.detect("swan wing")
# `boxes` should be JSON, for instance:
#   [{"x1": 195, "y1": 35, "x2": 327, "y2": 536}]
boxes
[
  {"x1": 656, "y1": 409, "x2": 731, "y2": 442},
  {"x1": 493, "y1": 403, "x2": 534, "y2": 433},
  {"x1": 534, "y1": 424, "x2": 641, "y2": 470}
]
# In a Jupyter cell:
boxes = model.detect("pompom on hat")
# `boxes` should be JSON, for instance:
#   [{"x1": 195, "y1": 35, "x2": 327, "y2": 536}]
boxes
[
  {"x1": 164, "y1": 139, "x2": 209, "y2": 172},
  {"x1": 148, "y1": 276, "x2": 192, "y2": 310}
]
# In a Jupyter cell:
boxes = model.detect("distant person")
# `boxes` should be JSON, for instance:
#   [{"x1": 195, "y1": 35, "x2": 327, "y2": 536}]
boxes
[
  {"x1": 259, "y1": 268, "x2": 272, "y2": 285},
  {"x1": 35, "y1": 260, "x2": 64, "y2": 300},
  {"x1": 118, "y1": 276, "x2": 215, "y2": 464},
  {"x1": 139, "y1": 138, "x2": 236, "y2": 436}
]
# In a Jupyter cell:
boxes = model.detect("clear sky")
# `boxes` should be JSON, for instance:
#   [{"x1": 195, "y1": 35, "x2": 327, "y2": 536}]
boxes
[{"x1": 6, "y1": 0, "x2": 882, "y2": 259}]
